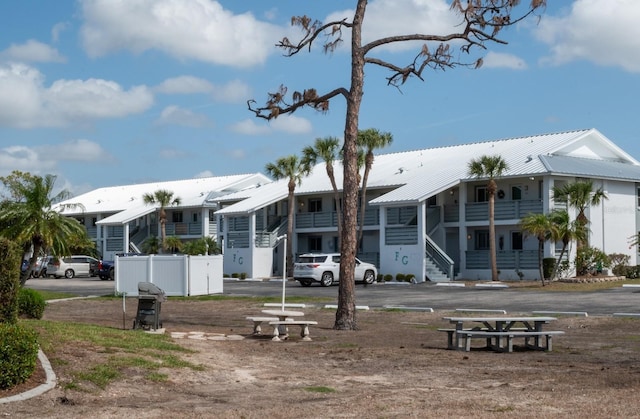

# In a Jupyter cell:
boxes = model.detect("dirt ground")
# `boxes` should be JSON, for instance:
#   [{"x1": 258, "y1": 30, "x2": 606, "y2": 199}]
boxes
[{"x1": 2, "y1": 297, "x2": 640, "y2": 418}]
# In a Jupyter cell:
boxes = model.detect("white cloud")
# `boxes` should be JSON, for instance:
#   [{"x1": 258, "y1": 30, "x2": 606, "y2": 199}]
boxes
[
  {"x1": 230, "y1": 114, "x2": 312, "y2": 135},
  {"x1": 211, "y1": 79, "x2": 252, "y2": 104},
  {"x1": 0, "y1": 40, "x2": 66, "y2": 63},
  {"x1": 45, "y1": 79, "x2": 154, "y2": 124},
  {"x1": 52, "y1": 22, "x2": 69, "y2": 43},
  {"x1": 194, "y1": 170, "x2": 214, "y2": 178},
  {"x1": 270, "y1": 115, "x2": 312, "y2": 134},
  {"x1": 230, "y1": 118, "x2": 270, "y2": 135},
  {"x1": 0, "y1": 63, "x2": 155, "y2": 128},
  {"x1": 534, "y1": 0, "x2": 640, "y2": 72},
  {"x1": 482, "y1": 52, "x2": 527, "y2": 70},
  {"x1": 155, "y1": 105, "x2": 210, "y2": 127},
  {"x1": 79, "y1": 0, "x2": 285, "y2": 68},
  {"x1": 0, "y1": 145, "x2": 55, "y2": 175},
  {"x1": 0, "y1": 139, "x2": 107, "y2": 178},
  {"x1": 155, "y1": 76, "x2": 214, "y2": 94}
]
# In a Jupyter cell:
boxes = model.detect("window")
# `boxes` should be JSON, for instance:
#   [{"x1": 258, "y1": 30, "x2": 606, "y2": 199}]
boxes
[
  {"x1": 209, "y1": 210, "x2": 215, "y2": 222},
  {"x1": 172, "y1": 212, "x2": 183, "y2": 223},
  {"x1": 511, "y1": 231, "x2": 523, "y2": 250},
  {"x1": 192, "y1": 213, "x2": 198, "y2": 222},
  {"x1": 427, "y1": 196, "x2": 437, "y2": 206},
  {"x1": 511, "y1": 185, "x2": 522, "y2": 201},
  {"x1": 637, "y1": 186, "x2": 640, "y2": 208},
  {"x1": 476, "y1": 186, "x2": 488, "y2": 202},
  {"x1": 308, "y1": 236, "x2": 322, "y2": 252},
  {"x1": 308, "y1": 198, "x2": 322, "y2": 213},
  {"x1": 475, "y1": 230, "x2": 490, "y2": 250}
]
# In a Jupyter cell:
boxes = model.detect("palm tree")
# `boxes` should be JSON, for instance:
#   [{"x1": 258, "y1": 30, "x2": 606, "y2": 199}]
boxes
[
  {"x1": 467, "y1": 155, "x2": 509, "y2": 281},
  {"x1": 552, "y1": 180, "x2": 607, "y2": 250},
  {"x1": 520, "y1": 212, "x2": 555, "y2": 286},
  {"x1": 302, "y1": 136, "x2": 343, "y2": 244},
  {"x1": 141, "y1": 236, "x2": 160, "y2": 254},
  {"x1": 356, "y1": 128, "x2": 393, "y2": 247},
  {"x1": 0, "y1": 171, "x2": 86, "y2": 286},
  {"x1": 266, "y1": 155, "x2": 311, "y2": 277},
  {"x1": 164, "y1": 236, "x2": 183, "y2": 254},
  {"x1": 548, "y1": 209, "x2": 585, "y2": 280},
  {"x1": 142, "y1": 189, "x2": 181, "y2": 252}
]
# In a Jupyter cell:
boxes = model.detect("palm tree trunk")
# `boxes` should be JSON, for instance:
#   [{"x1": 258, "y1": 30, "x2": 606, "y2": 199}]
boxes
[
  {"x1": 489, "y1": 193, "x2": 498, "y2": 281},
  {"x1": 538, "y1": 239, "x2": 546, "y2": 286},
  {"x1": 286, "y1": 185, "x2": 295, "y2": 278}
]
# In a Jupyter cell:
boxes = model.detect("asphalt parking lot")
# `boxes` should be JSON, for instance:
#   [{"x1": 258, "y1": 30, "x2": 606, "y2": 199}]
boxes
[{"x1": 25, "y1": 277, "x2": 640, "y2": 316}]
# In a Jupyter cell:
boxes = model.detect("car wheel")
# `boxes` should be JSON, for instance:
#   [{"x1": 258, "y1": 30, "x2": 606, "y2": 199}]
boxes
[
  {"x1": 64, "y1": 269, "x2": 75, "y2": 279},
  {"x1": 320, "y1": 272, "x2": 334, "y2": 287},
  {"x1": 299, "y1": 280, "x2": 312, "y2": 287},
  {"x1": 109, "y1": 268, "x2": 115, "y2": 281},
  {"x1": 32, "y1": 271, "x2": 40, "y2": 279},
  {"x1": 363, "y1": 270, "x2": 375, "y2": 285}
]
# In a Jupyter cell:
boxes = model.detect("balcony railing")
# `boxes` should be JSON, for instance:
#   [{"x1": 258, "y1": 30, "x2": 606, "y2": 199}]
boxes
[
  {"x1": 165, "y1": 222, "x2": 202, "y2": 236},
  {"x1": 465, "y1": 250, "x2": 538, "y2": 270},
  {"x1": 444, "y1": 200, "x2": 543, "y2": 223},
  {"x1": 295, "y1": 208, "x2": 379, "y2": 229}
]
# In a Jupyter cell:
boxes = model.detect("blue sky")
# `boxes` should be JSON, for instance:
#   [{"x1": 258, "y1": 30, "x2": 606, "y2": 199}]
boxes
[{"x1": 1, "y1": 0, "x2": 639, "y2": 196}]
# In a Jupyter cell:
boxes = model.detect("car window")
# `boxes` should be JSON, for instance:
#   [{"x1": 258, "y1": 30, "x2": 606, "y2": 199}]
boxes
[{"x1": 331, "y1": 256, "x2": 341, "y2": 263}]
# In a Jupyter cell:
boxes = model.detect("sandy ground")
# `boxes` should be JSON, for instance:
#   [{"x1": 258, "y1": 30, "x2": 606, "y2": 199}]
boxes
[{"x1": 2, "y1": 297, "x2": 640, "y2": 418}]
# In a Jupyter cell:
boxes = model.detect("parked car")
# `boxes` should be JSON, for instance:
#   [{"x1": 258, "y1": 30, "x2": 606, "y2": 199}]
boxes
[
  {"x1": 46, "y1": 255, "x2": 100, "y2": 279},
  {"x1": 20, "y1": 256, "x2": 49, "y2": 279},
  {"x1": 293, "y1": 253, "x2": 377, "y2": 287},
  {"x1": 98, "y1": 253, "x2": 145, "y2": 281}
]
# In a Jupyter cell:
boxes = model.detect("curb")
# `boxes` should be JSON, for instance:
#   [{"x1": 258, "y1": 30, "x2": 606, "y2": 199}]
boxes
[{"x1": 0, "y1": 349, "x2": 57, "y2": 404}]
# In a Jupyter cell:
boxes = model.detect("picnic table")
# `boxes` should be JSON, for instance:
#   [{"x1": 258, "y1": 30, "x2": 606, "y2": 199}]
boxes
[
  {"x1": 261, "y1": 309, "x2": 309, "y2": 341},
  {"x1": 441, "y1": 316, "x2": 563, "y2": 352}
]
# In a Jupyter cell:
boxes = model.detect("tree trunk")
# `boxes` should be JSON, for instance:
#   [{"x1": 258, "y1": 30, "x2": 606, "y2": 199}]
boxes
[
  {"x1": 489, "y1": 190, "x2": 498, "y2": 281},
  {"x1": 538, "y1": 239, "x2": 545, "y2": 286},
  {"x1": 335, "y1": 0, "x2": 366, "y2": 331},
  {"x1": 286, "y1": 184, "x2": 295, "y2": 278}
]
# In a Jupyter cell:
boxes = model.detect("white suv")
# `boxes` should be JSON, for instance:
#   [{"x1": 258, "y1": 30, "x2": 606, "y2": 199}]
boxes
[
  {"x1": 293, "y1": 253, "x2": 377, "y2": 287},
  {"x1": 46, "y1": 255, "x2": 99, "y2": 279}
]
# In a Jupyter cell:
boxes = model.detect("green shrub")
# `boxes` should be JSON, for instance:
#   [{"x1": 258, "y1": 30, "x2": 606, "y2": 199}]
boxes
[
  {"x1": 0, "y1": 323, "x2": 39, "y2": 389},
  {"x1": 231, "y1": 273, "x2": 239, "y2": 278},
  {"x1": 395, "y1": 273, "x2": 406, "y2": 282},
  {"x1": 239, "y1": 272, "x2": 247, "y2": 280},
  {"x1": 575, "y1": 246, "x2": 609, "y2": 276},
  {"x1": 405, "y1": 274, "x2": 416, "y2": 283},
  {"x1": 223, "y1": 273, "x2": 230, "y2": 278},
  {"x1": 383, "y1": 274, "x2": 393, "y2": 282},
  {"x1": 376, "y1": 274, "x2": 384, "y2": 283},
  {"x1": 0, "y1": 237, "x2": 21, "y2": 324},
  {"x1": 624, "y1": 265, "x2": 640, "y2": 279},
  {"x1": 609, "y1": 253, "x2": 631, "y2": 276},
  {"x1": 18, "y1": 288, "x2": 46, "y2": 319}
]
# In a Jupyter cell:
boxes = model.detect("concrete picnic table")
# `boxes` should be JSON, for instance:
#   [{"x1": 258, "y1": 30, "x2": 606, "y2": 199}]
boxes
[
  {"x1": 261, "y1": 309, "x2": 305, "y2": 339},
  {"x1": 441, "y1": 316, "x2": 561, "y2": 352}
]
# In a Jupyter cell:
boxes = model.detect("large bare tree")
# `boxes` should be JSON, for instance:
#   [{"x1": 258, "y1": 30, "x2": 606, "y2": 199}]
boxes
[{"x1": 249, "y1": 1, "x2": 546, "y2": 330}]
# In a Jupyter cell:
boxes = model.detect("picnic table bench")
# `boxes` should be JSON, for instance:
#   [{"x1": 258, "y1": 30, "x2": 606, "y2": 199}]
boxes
[
  {"x1": 246, "y1": 316, "x2": 279, "y2": 335},
  {"x1": 269, "y1": 320, "x2": 318, "y2": 341},
  {"x1": 441, "y1": 316, "x2": 563, "y2": 352}
]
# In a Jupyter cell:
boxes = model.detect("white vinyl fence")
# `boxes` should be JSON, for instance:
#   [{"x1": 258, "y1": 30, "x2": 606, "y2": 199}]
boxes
[{"x1": 115, "y1": 254, "x2": 223, "y2": 296}]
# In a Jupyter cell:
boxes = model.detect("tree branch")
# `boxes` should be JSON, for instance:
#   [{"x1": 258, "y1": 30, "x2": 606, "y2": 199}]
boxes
[{"x1": 247, "y1": 86, "x2": 350, "y2": 120}]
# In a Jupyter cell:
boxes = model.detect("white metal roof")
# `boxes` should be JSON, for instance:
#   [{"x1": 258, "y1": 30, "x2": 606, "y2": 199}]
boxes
[
  {"x1": 56, "y1": 173, "x2": 272, "y2": 220},
  {"x1": 216, "y1": 128, "x2": 639, "y2": 213}
]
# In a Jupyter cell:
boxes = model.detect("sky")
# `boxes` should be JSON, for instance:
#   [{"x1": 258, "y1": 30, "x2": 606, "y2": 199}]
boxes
[{"x1": 1, "y1": 0, "x2": 639, "y2": 196}]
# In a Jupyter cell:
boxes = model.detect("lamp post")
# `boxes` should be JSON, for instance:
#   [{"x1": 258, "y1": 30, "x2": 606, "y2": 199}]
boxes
[{"x1": 276, "y1": 234, "x2": 287, "y2": 310}]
